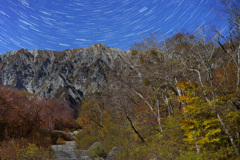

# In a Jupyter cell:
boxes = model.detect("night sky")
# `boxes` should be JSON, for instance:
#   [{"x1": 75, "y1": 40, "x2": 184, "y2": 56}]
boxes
[{"x1": 0, "y1": 0, "x2": 228, "y2": 54}]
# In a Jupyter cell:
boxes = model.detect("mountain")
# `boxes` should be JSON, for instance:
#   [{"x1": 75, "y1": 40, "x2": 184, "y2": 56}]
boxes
[{"x1": 0, "y1": 43, "x2": 130, "y2": 106}]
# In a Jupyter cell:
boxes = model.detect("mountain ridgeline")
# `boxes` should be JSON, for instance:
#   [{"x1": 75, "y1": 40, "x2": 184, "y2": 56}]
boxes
[{"x1": 0, "y1": 43, "x2": 129, "y2": 106}]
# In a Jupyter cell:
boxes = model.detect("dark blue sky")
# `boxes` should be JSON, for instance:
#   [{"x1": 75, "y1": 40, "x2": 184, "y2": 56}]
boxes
[{"x1": 0, "y1": 0, "x2": 227, "y2": 53}]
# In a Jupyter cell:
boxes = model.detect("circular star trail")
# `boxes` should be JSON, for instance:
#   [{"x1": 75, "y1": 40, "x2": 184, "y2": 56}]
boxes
[{"x1": 0, "y1": 0, "x2": 228, "y2": 53}]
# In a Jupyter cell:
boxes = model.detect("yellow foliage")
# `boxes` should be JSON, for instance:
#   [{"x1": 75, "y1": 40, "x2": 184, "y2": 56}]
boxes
[
  {"x1": 130, "y1": 49, "x2": 138, "y2": 55},
  {"x1": 56, "y1": 138, "x2": 66, "y2": 144},
  {"x1": 18, "y1": 90, "x2": 37, "y2": 97}
]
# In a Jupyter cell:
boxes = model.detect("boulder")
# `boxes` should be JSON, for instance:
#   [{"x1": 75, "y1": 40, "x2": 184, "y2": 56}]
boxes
[
  {"x1": 87, "y1": 142, "x2": 106, "y2": 159},
  {"x1": 106, "y1": 146, "x2": 121, "y2": 160}
]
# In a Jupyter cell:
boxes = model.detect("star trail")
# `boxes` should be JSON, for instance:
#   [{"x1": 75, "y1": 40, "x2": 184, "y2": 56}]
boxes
[{"x1": 0, "y1": 0, "x2": 228, "y2": 53}]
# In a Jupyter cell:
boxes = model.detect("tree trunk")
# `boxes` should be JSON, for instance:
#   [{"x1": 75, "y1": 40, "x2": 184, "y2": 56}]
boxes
[
  {"x1": 156, "y1": 98, "x2": 163, "y2": 133},
  {"x1": 193, "y1": 130, "x2": 200, "y2": 153},
  {"x1": 217, "y1": 113, "x2": 239, "y2": 157},
  {"x1": 125, "y1": 113, "x2": 145, "y2": 143}
]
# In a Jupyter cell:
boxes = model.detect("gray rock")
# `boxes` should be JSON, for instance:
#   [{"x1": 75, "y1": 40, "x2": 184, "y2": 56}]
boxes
[
  {"x1": 52, "y1": 141, "x2": 93, "y2": 160},
  {"x1": 51, "y1": 141, "x2": 77, "y2": 159},
  {"x1": 0, "y1": 44, "x2": 130, "y2": 106},
  {"x1": 75, "y1": 150, "x2": 88, "y2": 157},
  {"x1": 106, "y1": 146, "x2": 121, "y2": 160},
  {"x1": 87, "y1": 142, "x2": 102, "y2": 152},
  {"x1": 53, "y1": 141, "x2": 127, "y2": 160},
  {"x1": 87, "y1": 142, "x2": 106, "y2": 158}
]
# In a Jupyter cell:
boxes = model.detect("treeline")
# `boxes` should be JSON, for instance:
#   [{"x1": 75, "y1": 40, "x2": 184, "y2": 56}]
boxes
[
  {"x1": 0, "y1": 85, "x2": 77, "y2": 159},
  {"x1": 76, "y1": 1, "x2": 240, "y2": 159}
]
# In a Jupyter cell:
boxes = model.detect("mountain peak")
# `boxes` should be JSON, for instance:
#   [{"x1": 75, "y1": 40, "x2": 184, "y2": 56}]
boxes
[
  {"x1": 91, "y1": 43, "x2": 107, "y2": 48},
  {"x1": 0, "y1": 44, "x2": 129, "y2": 106},
  {"x1": 87, "y1": 43, "x2": 110, "y2": 52}
]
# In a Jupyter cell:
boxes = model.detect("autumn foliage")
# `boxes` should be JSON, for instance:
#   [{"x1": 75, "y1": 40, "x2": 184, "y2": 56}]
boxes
[
  {"x1": 0, "y1": 85, "x2": 77, "y2": 159},
  {"x1": 0, "y1": 85, "x2": 76, "y2": 140},
  {"x1": 76, "y1": 13, "x2": 240, "y2": 159}
]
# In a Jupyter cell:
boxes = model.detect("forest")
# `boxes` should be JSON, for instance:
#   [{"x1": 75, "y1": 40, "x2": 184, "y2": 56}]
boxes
[
  {"x1": 76, "y1": 1, "x2": 240, "y2": 159},
  {"x1": 0, "y1": 0, "x2": 240, "y2": 159}
]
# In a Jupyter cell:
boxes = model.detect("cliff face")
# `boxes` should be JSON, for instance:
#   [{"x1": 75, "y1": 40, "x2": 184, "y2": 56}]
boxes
[{"x1": 0, "y1": 43, "x2": 129, "y2": 105}]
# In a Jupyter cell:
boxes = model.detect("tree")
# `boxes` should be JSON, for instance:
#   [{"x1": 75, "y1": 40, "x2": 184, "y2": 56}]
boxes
[
  {"x1": 221, "y1": 0, "x2": 240, "y2": 33},
  {"x1": 0, "y1": 85, "x2": 76, "y2": 141}
]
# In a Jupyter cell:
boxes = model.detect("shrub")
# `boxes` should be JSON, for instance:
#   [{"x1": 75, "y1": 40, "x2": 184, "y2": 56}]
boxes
[
  {"x1": 88, "y1": 142, "x2": 106, "y2": 158},
  {"x1": 0, "y1": 139, "x2": 20, "y2": 160},
  {"x1": 56, "y1": 138, "x2": 66, "y2": 144},
  {"x1": 16, "y1": 143, "x2": 55, "y2": 160},
  {"x1": 0, "y1": 139, "x2": 55, "y2": 160},
  {"x1": 75, "y1": 131, "x2": 99, "y2": 149},
  {"x1": 130, "y1": 50, "x2": 138, "y2": 55}
]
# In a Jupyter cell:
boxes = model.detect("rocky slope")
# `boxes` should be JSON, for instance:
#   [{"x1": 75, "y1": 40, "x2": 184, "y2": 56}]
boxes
[{"x1": 0, "y1": 43, "x2": 130, "y2": 106}]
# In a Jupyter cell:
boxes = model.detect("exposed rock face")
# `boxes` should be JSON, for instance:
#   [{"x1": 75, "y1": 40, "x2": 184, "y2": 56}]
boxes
[{"x1": 0, "y1": 43, "x2": 129, "y2": 106}]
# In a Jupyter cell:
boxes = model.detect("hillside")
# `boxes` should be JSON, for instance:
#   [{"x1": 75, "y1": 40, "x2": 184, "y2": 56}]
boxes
[{"x1": 0, "y1": 43, "x2": 129, "y2": 106}]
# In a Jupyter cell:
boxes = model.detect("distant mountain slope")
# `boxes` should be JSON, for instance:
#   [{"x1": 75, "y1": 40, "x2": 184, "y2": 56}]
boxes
[{"x1": 0, "y1": 43, "x2": 130, "y2": 106}]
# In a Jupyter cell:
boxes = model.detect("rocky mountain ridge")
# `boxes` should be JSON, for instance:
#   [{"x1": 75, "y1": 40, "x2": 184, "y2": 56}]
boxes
[{"x1": 0, "y1": 43, "x2": 130, "y2": 106}]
